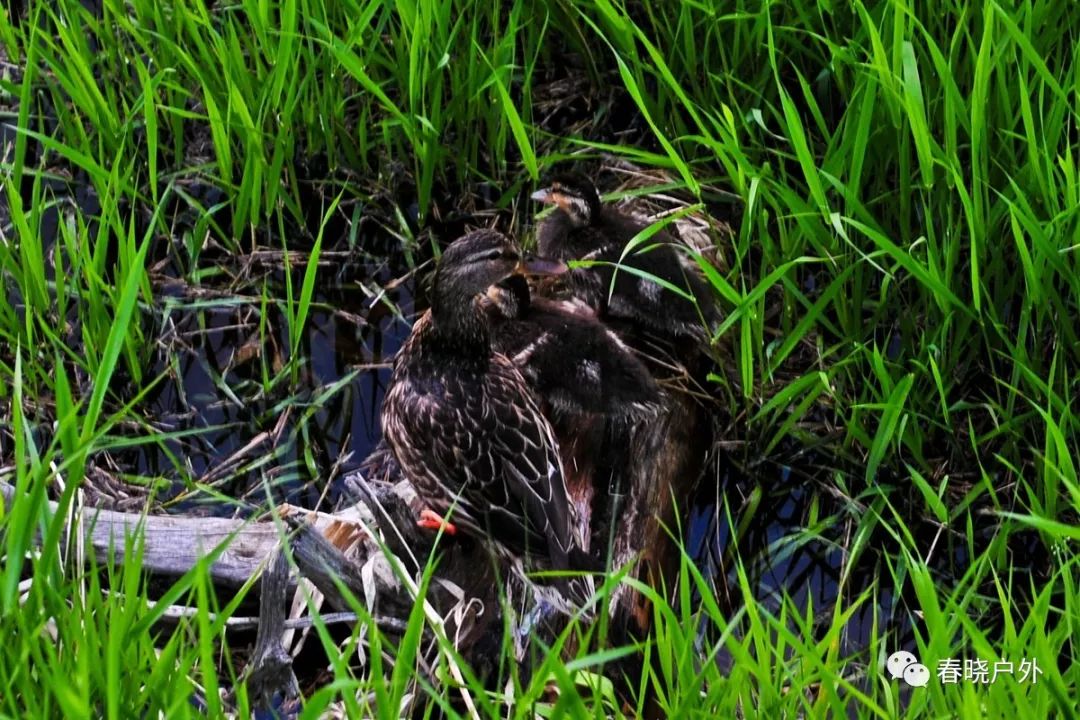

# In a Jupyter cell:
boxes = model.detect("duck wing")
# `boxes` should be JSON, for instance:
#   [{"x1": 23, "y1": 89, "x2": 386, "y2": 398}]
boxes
[
  {"x1": 596, "y1": 229, "x2": 717, "y2": 340},
  {"x1": 493, "y1": 297, "x2": 659, "y2": 419},
  {"x1": 476, "y1": 354, "x2": 577, "y2": 570},
  {"x1": 384, "y1": 337, "x2": 577, "y2": 570}
]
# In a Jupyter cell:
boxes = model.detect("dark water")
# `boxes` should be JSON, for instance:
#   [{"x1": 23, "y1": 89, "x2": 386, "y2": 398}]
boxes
[
  {"x1": 688, "y1": 453, "x2": 1048, "y2": 713},
  {"x1": 133, "y1": 253, "x2": 422, "y2": 513},
  {"x1": 687, "y1": 455, "x2": 914, "y2": 684}
]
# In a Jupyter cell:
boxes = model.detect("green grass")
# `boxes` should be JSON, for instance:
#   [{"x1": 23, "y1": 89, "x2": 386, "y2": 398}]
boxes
[{"x1": 1, "y1": 0, "x2": 1079, "y2": 716}]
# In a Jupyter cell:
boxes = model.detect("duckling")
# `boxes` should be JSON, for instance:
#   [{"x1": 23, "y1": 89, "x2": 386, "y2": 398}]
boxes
[
  {"x1": 381, "y1": 229, "x2": 591, "y2": 585},
  {"x1": 483, "y1": 273, "x2": 659, "y2": 422},
  {"x1": 532, "y1": 172, "x2": 718, "y2": 342}
]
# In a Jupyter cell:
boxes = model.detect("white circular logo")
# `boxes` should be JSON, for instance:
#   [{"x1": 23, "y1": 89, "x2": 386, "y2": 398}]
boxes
[
  {"x1": 903, "y1": 662, "x2": 931, "y2": 687},
  {"x1": 887, "y1": 650, "x2": 918, "y2": 680}
]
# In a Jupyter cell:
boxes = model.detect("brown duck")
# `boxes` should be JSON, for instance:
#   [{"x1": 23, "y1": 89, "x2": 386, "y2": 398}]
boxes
[
  {"x1": 483, "y1": 272, "x2": 659, "y2": 422},
  {"x1": 380, "y1": 229, "x2": 592, "y2": 582},
  {"x1": 532, "y1": 172, "x2": 718, "y2": 342}
]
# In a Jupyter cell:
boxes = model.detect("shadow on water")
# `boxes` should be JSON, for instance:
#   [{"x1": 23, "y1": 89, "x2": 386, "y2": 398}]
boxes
[{"x1": 0, "y1": 141, "x2": 429, "y2": 512}]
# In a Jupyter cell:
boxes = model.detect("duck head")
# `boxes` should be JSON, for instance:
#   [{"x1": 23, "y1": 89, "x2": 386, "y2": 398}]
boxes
[
  {"x1": 433, "y1": 230, "x2": 567, "y2": 314},
  {"x1": 531, "y1": 173, "x2": 602, "y2": 228}
]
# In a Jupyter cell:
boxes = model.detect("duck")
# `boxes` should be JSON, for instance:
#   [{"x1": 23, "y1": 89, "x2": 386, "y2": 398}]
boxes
[
  {"x1": 480, "y1": 271, "x2": 662, "y2": 558},
  {"x1": 482, "y1": 272, "x2": 659, "y2": 422},
  {"x1": 531, "y1": 172, "x2": 718, "y2": 342},
  {"x1": 532, "y1": 173, "x2": 721, "y2": 652},
  {"x1": 380, "y1": 229, "x2": 593, "y2": 587}
]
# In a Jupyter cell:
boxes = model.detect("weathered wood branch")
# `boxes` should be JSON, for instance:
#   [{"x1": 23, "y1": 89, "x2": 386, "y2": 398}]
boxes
[
  {"x1": 245, "y1": 551, "x2": 299, "y2": 711},
  {"x1": 0, "y1": 479, "x2": 379, "y2": 591}
]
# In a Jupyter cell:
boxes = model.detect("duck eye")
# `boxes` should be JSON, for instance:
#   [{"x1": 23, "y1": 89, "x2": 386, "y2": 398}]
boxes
[{"x1": 480, "y1": 248, "x2": 512, "y2": 261}]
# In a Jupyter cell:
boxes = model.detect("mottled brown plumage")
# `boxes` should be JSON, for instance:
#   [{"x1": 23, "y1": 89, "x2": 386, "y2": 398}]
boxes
[
  {"x1": 381, "y1": 230, "x2": 588, "y2": 578},
  {"x1": 484, "y1": 274, "x2": 659, "y2": 422},
  {"x1": 533, "y1": 173, "x2": 719, "y2": 659},
  {"x1": 481, "y1": 272, "x2": 663, "y2": 562},
  {"x1": 532, "y1": 172, "x2": 718, "y2": 341}
]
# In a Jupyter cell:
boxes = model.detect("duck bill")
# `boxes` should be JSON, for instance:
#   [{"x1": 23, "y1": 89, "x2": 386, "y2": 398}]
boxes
[
  {"x1": 530, "y1": 188, "x2": 554, "y2": 204},
  {"x1": 518, "y1": 256, "x2": 568, "y2": 276}
]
